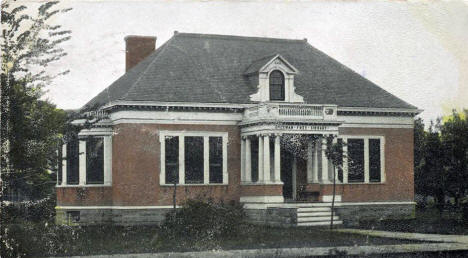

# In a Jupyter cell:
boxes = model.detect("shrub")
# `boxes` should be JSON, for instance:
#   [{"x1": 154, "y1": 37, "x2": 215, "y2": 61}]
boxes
[
  {"x1": 158, "y1": 199, "x2": 245, "y2": 250},
  {"x1": 1, "y1": 196, "x2": 56, "y2": 224},
  {"x1": 1, "y1": 221, "x2": 84, "y2": 257}
]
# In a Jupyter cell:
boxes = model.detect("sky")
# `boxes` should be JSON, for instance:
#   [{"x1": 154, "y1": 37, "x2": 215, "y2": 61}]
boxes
[{"x1": 21, "y1": 0, "x2": 468, "y2": 124}]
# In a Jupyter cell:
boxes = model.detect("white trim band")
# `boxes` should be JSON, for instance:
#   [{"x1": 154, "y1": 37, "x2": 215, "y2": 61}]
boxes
[{"x1": 240, "y1": 196, "x2": 284, "y2": 203}]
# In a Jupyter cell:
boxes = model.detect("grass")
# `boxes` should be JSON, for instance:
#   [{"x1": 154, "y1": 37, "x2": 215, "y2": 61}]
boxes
[
  {"x1": 4, "y1": 222, "x2": 423, "y2": 257},
  {"x1": 357, "y1": 207, "x2": 468, "y2": 235}
]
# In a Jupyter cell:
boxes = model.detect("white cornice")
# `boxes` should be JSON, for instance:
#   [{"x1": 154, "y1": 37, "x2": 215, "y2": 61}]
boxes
[{"x1": 338, "y1": 107, "x2": 422, "y2": 114}]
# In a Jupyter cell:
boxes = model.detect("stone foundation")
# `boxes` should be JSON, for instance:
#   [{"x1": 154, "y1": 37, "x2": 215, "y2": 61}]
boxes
[
  {"x1": 335, "y1": 203, "x2": 415, "y2": 226},
  {"x1": 244, "y1": 207, "x2": 297, "y2": 227},
  {"x1": 55, "y1": 208, "x2": 172, "y2": 226}
]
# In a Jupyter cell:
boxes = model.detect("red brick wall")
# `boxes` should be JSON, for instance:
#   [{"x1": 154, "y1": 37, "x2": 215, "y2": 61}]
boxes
[
  {"x1": 56, "y1": 187, "x2": 112, "y2": 206},
  {"x1": 316, "y1": 127, "x2": 414, "y2": 202},
  {"x1": 112, "y1": 123, "x2": 242, "y2": 206},
  {"x1": 56, "y1": 124, "x2": 414, "y2": 205}
]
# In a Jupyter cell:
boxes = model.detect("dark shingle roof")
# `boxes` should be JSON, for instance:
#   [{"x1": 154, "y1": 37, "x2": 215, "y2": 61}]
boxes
[{"x1": 83, "y1": 33, "x2": 417, "y2": 110}]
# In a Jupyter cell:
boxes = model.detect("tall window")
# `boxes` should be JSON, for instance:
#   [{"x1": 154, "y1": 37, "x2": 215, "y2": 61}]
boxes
[
  {"x1": 369, "y1": 139, "x2": 381, "y2": 182},
  {"x1": 66, "y1": 138, "x2": 79, "y2": 185},
  {"x1": 165, "y1": 136, "x2": 179, "y2": 184},
  {"x1": 347, "y1": 139, "x2": 365, "y2": 182},
  {"x1": 269, "y1": 70, "x2": 285, "y2": 101},
  {"x1": 86, "y1": 137, "x2": 104, "y2": 184},
  {"x1": 209, "y1": 137, "x2": 223, "y2": 183},
  {"x1": 185, "y1": 136, "x2": 204, "y2": 184}
]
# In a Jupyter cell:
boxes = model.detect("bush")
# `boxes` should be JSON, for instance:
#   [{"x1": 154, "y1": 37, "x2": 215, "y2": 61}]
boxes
[
  {"x1": 1, "y1": 196, "x2": 56, "y2": 224},
  {"x1": 158, "y1": 199, "x2": 245, "y2": 250},
  {"x1": 1, "y1": 221, "x2": 84, "y2": 257}
]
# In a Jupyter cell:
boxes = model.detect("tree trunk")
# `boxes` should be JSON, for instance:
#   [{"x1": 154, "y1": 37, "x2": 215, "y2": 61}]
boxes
[{"x1": 330, "y1": 167, "x2": 337, "y2": 230}]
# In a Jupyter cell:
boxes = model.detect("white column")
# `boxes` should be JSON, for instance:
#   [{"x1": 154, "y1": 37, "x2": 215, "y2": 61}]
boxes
[
  {"x1": 178, "y1": 135, "x2": 185, "y2": 184},
  {"x1": 79, "y1": 140, "x2": 86, "y2": 185},
  {"x1": 203, "y1": 136, "x2": 209, "y2": 184},
  {"x1": 307, "y1": 138, "x2": 313, "y2": 183},
  {"x1": 263, "y1": 134, "x2": 271, "y2": 182},
  {"x1": 245, "y1": 137, "x2": 252, "y2": 182},
  {"x1": 258, "y1": 135, "x2": 264, "y2": 182},
  {"x1": 104, "y1": 136, "x2": 112, "y2": 185},
  {"x1": 240, "y1": 137, "x2": 245, "y2": 182},
  {"x1": 342, "y1": 138, "x2": 348, "y2": 184},
  {"x1": 61, "y1": 144, "x2": 67, "y2": 185},
  {"x1": 274, "y1": 134, "x2": 281, "y2": 182},
  {"x1": 364, "y1": 138, "x2": 370, "y2": 183},
  {"x1": 313, "y1": 139, "x2": 319, "y2": 183},
  {"x1": 321, "y1": 137, "x2": 329, "y2": 183}
]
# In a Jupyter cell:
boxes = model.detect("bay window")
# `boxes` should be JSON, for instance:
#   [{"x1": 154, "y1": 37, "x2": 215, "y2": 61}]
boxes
[{"x1": 160, "y1": 131, "x2": 228, "y2": 185}]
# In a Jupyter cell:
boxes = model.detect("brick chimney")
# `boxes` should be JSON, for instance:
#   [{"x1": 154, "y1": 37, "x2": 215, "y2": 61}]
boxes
[{"x1": 125, "y1": 35, "x2": 156, "y2": 72}]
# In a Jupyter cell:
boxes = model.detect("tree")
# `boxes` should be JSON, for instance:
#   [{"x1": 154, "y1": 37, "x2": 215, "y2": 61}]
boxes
[
  {"x1": 1, "y1": 0, "x2": 72, "y2": 200},
  {"x1": 440, "y1": 109, "x2": 468, "y2": 207},
  {"x1": 325, "y1": 135, "x2": 344, "y2": 229}
]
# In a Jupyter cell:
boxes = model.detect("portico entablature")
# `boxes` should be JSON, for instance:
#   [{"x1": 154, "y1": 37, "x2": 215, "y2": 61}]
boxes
[{"x1": 240, "y1": 121, "x2": 341, "y2": 136}]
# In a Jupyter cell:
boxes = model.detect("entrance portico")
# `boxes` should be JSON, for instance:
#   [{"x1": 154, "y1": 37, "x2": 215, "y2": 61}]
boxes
[{"x1": 239, "y1": 103, "x2": 342, "y2": 203}]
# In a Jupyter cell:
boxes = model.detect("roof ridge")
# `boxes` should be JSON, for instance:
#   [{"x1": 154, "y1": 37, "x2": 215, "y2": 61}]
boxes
[
  {"x1": 175, "y1": 32, "x2": 307, "y2": 44},
  {"x1": 120, "y1": 35, "x2": 177, "y2": 101}
]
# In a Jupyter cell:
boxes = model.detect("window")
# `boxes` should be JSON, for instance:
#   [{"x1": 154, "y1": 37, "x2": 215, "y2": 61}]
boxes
[
  {"x1": 165, "y1": 136, "x2": 179, "y2": 184},
  {"x1": 209, "y1": 137, "x2": 223, "y2": 183},
  {"x1": 369, "y1": 139, "x2": 381, "y2": 182},
  {"x1": 347, "y1": 139, "x2": 365, "y2": 182},
  {"x1": 185, "y1": 136, "x2": 204, "y2": 184},
  {"x1": 58, "y1": 132, "x2": 112, "y2": 187},
  {"x1": 269, "y1": 70, "x2": 285, "y2": 101},
  {"x1": 86, "y1": 137, "x2": 104, "y2": 184},
  {"x1": 342, "y1": 136, "x2": 384, "y2": 183},
  {"x1": 66, "y1": 138, "x2": 79, "y2": 185},
  {"x1": 160, "y1": 132, "x2": 228, "y2": 185}
]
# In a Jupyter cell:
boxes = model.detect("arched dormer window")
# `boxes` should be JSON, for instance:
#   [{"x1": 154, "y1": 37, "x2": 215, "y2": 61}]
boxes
[{"x1": 269, "y1": 70, "x2": 285, "y2": 101}]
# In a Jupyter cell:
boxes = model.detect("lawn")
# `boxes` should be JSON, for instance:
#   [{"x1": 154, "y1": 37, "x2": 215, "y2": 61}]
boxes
[
  {"x1": 3, "y1": 222, "x2": 423, "y2": 257},
  {"x1": 357, "y1": 207, "x2": 468, "y2": 235}
]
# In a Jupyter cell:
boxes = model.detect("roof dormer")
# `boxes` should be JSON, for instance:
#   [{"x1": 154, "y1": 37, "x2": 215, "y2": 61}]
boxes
[{"x1": 246, "y1": 54, "x2": 303, "y2": 103}]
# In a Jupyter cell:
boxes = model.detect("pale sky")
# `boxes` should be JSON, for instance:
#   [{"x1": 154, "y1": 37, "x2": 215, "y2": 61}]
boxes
[{"x1": 31, "y1": 0, "x2": 468, "y2": 124}]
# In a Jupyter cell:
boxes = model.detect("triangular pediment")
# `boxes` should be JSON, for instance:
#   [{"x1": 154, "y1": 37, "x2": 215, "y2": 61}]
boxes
[
  {"x1": 244, "y1": 54, "x2": 298, "y2": 75},
  {"x1": 259, "y1": 54, "x2": 298, "y2": 74}
]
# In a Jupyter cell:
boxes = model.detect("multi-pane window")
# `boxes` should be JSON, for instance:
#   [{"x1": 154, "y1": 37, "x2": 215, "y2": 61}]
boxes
[
  {"x1": 347, "y1": 139, "x2": 365, "y2": 182},
  {"x1": 86, "y1": 137, "x2": 104, "y2": 184},
  {"x1": 59, "y1": 134, "x2": 112, "y2": 186},
  {"x1": 185, "y1": 136, "x2": 204, "y2": 184},
  {"x1": 165, "y1": 136, "x2": 179, "y2": 184},
  {"x1": 66, "y1": 138, "x2": 79, "y2": 185},
  {"x1": 369, "y1": 139, "x2": 381, "y2": 182},
  {"x1": 209, "y1": 137, "x2": 223, "y2": 183},
  {"x1": 269, "y1": 70, "x2": 285, "y2": 101},
  {"x1": 341, "y1": 136, "x2": 384, "y2": 183},
  {"x1": 161, "y1": 132, "x2": 227, "y2": 185}
]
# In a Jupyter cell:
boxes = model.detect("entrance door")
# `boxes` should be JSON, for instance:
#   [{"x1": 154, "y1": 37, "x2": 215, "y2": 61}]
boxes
[{"x1": 281, "y1": 149, "x2": 294, "y2": 200}]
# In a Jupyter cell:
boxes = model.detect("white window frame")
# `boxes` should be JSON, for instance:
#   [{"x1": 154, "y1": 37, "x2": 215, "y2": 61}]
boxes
[
  {"x1": 339, "y1": 135, "x2": 385, "y2": 184},
  {"x1": 159, "y1": 131, "x2": 228, "y2": 186},
  {"x1": 57, "y1": 128, "x2": 113, "y2": 187}
]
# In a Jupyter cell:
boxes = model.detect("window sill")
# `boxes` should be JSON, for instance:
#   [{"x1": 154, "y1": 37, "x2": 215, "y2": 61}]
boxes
[
  {"x1": 56, "y1": 184, "x2": 112, "y2": 188},
  {"x1": 241, "y1": 181, "x2": 284, "y2": 186},
  {"x1": 318, "y1": 182, "x2": 385, "y2": 185},
  {"x1": 160, "y1": 183, "x2": 228, "y2": 187}
]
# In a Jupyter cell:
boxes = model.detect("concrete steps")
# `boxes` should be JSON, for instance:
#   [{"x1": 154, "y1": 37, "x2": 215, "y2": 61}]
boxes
[{"x1": 296, "y1": 205, "x2": 343, "y2": 227}]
